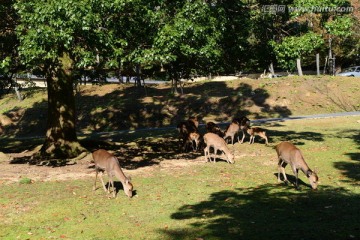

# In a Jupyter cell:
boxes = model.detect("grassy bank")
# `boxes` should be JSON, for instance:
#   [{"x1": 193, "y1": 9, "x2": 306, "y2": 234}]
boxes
[{"x1": 1, "y1": 76, "x2": 359, "y2": 139}]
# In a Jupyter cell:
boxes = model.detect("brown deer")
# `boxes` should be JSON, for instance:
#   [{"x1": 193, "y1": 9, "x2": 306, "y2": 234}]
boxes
[
  {"x1": 177, "y1": 117, "x2": 199, "y2": 152},
  {"x1": 206, "y1": 121, "x2": 224, "y2": 137},
  {"x1": 233, "y1": 116, "x2": 250, "y2": 143},
  {"x1": 223, "y1": 122, "x2": 240, "y2": 145},
  {"x1": 275, "y1": 142, "x2": 319, "y2": 190},
  {"x1": 204, "y1": 133, "x2": 234, "y2": 164},
  {"x1": 183, "y1": 132, "x2": 201, "y2": 151},
  {"x1": 92, "y1": 149, "x2": 133, "y2": 198},
  {"x1": 247, "y1": 127, "x2": 269, "y2": 145}
]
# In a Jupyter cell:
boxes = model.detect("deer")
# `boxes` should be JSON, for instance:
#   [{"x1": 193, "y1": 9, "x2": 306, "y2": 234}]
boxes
[
  {"x1": 223, "y1": 122, "x2": 240, "y2": 145},
  {"x1": 177, "y1": 117, "x2": 200, "y2": 152},
  {"x1": 275, "y1": 142, "x2": 319, "y2": 190},
  {"x1": 233, "y1": 116, "x2": 250, "y2": 144},
  {"x1": 92, "y1": 149, "x2": 133, "y2": 198},
  {"x1": 247, "y1": 127, "x2": 269, "y2": 145},
  {"x1": 182, "y1": 132, "x2": 201, "y2": 151},
  {"x1": 204, "y1": 132, "x2": 234, "y2": 164},
  {"x1": 206, "y1": 121, "x2": 224, "y2": 137}
]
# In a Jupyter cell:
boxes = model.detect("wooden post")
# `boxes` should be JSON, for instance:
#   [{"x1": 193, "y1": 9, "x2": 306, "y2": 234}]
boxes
[
  {"x1": 296, "y1": 58, "x2": 303, "y2": 76},
  {"x1": 316, "y1": 53, "x2": 320, "y2": 76}
]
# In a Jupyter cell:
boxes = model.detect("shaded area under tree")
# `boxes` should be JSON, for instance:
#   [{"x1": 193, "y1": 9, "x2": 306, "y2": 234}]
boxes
[{"x1": 161, "y1": 185, "x2": 359, "y2": 239}]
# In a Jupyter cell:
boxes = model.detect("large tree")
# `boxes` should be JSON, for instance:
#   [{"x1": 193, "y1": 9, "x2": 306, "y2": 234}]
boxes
[{"x1": 15, "y1": 0, "x2": 132, "y2": 160}]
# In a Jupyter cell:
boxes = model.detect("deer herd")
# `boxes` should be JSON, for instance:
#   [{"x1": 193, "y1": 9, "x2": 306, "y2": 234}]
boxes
[{"x1": 92, "y1": 115, "x2": 319, "y2": 198}]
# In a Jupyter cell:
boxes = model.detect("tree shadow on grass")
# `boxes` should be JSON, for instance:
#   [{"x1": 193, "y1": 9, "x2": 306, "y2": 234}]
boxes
[
  {"x1": 1, "y1": 81, "x2": 292, "y2": 167},
  {"x1": 160, "y1": 185, "x2": 360, "y2": 239},
  {"x1": 80, "y1": 128, "x2": 203, "y2": 170},
  {"x1": 262, "y1": 128, "x2": 325, "y2": 146},
  {"x1": 333, "y1": 129, "x2": 360, "y2": 184},
  {"x1": 274, "y1": 173, "x2": 310, "y2": 189},
  {"x1": 76, "y1": 81, "x2": 292, "y2": 133}
]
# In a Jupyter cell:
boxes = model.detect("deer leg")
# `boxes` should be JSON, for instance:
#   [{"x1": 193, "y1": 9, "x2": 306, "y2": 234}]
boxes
[
  {"x1": 111, "y1": 178, "x2": 116, "y2": 198},
  {"x1": 107, "y1": 173, "x2": 117, "y2": 197},
  {"x1": 99, "y1": 172, "x2": 108, "y2": 193},
  {"x1": 93, "y1": 170, "x2": 99, "y2": 191},
  {"x1": 277, "y1": 159, "x2": 282, "y2": 182},
  {"x1": 293, "y1": 168, "x2": 299, "y2": 189},
  {"x1": 278, "y1": 160, "x2": 288, "y2": 183},
  {"x1": 281, "y1": 166, "x2": 288, "y2": 183},
  {"x1": 204, "y1": 147, "x2": 209, "y2": 162},
  {"x1": 264, "y1": 135, "x2": 268, "y2": 145},
  {"x1": 107, "y1": 175, "x2": 113, "y2": 194},
  {"x1": 212, "y1": 147, "x2": 217, "y2": 162},
  {"x1": 240, "y1": 130, "x2": 245, "y2": 144}
]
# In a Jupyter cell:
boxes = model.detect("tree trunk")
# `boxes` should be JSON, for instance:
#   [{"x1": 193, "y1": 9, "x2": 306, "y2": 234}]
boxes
[
  {"x1": 296, "y1": 58, "x2": 303, "y2": 76},
  {"x1": 135, "y1": 64, "x2": 142, "y2": 87},
  {"x1": 40, "y1": 69, "x2": 85, "y2": 160}
]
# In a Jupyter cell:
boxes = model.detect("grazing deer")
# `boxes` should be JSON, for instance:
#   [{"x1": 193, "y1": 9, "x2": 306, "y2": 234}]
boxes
[
  {"x1": 233, "y1": 116, "x2": 250, "y2": 144},
  {"x1": 204, "y1": 133, "x2": 234, "y2": 164},
  {"x1": 92, "y1": 149, "x2": 133, "y2": 198},
  {"x1": 247, "y1": 127, "x2": 269, "y2": 145},
  {"x1": 275, "y1": 142, "x2": 319, "y2": 190},
  {"x1": 182, "y1": 132, "x2": 201, "y2": 152},
  {"x1": 206, "y1": 121, "x2": 224, "y2": 137},
  {"x1": 177, "y1": 117, "x2": 199, "y2": 152},
  {"x1": 223, "y1": 122, "x2": 240, "y2": 145}
]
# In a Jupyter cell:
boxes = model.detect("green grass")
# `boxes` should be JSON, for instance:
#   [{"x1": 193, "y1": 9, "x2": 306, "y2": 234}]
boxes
[{"x1": 1, "y1": 116, "x2": 359, "y2": 239}]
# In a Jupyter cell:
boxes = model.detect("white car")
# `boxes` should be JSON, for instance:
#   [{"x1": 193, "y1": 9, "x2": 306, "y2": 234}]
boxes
[{"x1": 337, "y1": 66, "x2": 360, "y2": 77}]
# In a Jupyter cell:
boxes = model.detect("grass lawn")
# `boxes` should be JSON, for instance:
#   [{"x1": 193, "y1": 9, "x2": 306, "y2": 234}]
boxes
[{"x1": 1, "y1": 116, "x2": 359, "y2": 239}]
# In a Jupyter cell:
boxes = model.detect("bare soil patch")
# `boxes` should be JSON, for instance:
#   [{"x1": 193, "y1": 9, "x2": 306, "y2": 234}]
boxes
[{"x1": 0, "y1": 151, "x2": 206, "y2": 184}]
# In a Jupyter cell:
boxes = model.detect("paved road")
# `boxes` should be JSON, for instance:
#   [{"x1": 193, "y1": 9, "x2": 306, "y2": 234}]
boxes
[{"x1": 251, "y1": 111, "x2": 360, "y2": 124}]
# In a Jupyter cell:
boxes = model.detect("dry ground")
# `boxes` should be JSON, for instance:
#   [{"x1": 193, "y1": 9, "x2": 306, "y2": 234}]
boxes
[{"x1": 0, "y1": 144, "x2": 208, "y2": 184}]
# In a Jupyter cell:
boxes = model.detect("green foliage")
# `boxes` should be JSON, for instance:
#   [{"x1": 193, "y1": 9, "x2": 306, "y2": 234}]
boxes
[
  {"x1": 15, "y1": 0, "x2": 118, "y2": 70},
  {"x1": 271, "y1": 32, "x2": 324, "y2": 70},
  {"x1": 0, "y1": 57, "x2": 11, "y2": 74},
  {"x1": 289, "y1": 0, "x2": 356, "y2": 65},
  {"x1": 0, "y1": 0, "x2": 20, "y2": 77},
  {"x1": 151, "y1": 0, "x2": 224, "y2": 76},
  {"x1": 3, "y1": 0, "x2": 359, "y2": 80},
  {"x1": 325, "y1": 15, "x2": 353, "y2": 37}
]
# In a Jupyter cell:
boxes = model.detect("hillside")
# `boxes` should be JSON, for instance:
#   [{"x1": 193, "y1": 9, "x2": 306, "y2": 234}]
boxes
[{"x1": 0, "y1": 76, "x2": 359, "y2": 138}]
